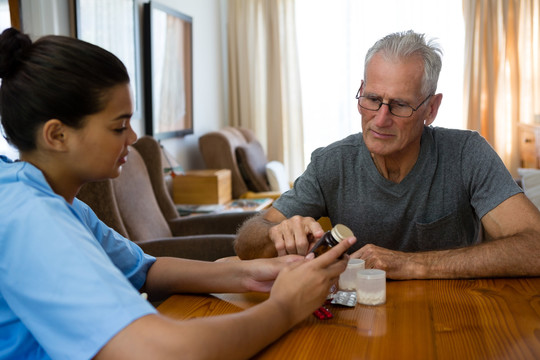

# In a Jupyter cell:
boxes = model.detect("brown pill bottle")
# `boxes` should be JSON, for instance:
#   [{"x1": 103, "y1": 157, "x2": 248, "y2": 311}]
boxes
[{"x1": 309, "y1": 224, "x2": 354, "y2": 257}]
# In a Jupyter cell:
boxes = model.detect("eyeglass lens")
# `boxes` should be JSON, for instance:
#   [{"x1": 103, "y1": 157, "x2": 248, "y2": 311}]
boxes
[{"x1": 358, "y1": 97, "x2": 414, "y2": 117}]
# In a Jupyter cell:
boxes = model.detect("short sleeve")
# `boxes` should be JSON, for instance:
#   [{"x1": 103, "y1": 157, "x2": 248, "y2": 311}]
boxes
[
  {"x1": 0, "y1": 195, "x2": 157, "y2": 359},
  {"x1": 273, "y1": 147, "x2": 328, "y2": 219},
  {"x1": 460, "y1": 132, "x2": 522, "y2": 218},
  {"x1": 73, "y1": 198, "x2": 156, "y2": 289}
]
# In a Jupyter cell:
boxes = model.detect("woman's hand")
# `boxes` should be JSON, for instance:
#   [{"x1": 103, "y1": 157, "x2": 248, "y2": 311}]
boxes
[
  {"x1": 240, "y1": 255, "x2": 305, "y2": 293},
  {"x1": 268, "y1": 236, "x2": 356, "y2": 325}
]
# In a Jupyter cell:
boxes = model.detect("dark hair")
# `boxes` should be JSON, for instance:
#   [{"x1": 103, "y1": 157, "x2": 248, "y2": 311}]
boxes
[{"x1": 0, "y1": 28, "x2": 130, "y2": 152}]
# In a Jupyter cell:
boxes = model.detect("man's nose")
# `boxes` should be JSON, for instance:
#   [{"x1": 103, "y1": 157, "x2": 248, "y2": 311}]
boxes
[{"x1": 373, "y1": 103, "x2": 393, "y2": 127}]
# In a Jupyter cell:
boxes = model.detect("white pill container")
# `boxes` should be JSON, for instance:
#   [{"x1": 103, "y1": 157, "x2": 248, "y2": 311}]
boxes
[
  {"x1": 355, "y1": 269, "x2": 386, "y2": 305},
  {"x1": 339, "y1": 259, "x2": 365, "y2": 290}
]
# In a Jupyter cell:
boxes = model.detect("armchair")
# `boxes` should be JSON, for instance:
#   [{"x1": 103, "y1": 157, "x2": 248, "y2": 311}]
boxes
[
  {"x1": 77, "y1": 136, "x2": 257, "y2": 261},
  {"x1": 198, "y1": 127, "x2": 289, "y2": 199},
  {"x1": 199, "y1": 128, "x2": 331, "y2": 232}
]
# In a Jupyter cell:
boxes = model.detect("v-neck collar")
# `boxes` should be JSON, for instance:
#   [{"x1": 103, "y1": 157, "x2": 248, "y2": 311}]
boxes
[{"x1": 362, "y1": 126, "x2": 432, "y2": 196}]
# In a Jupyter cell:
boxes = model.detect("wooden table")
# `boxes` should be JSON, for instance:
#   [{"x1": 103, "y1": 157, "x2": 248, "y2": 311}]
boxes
[{"x1": 158, "y1": 278, "x2": 540, "y2": 359}]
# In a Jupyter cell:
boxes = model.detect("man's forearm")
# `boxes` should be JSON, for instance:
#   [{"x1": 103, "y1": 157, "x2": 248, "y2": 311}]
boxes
[
  {"x1": 235, "y1": 214, "x2": 278, "y2": 259},
  {"x1": 410, "y1": 233, "x2": 540, "y2": 279}
]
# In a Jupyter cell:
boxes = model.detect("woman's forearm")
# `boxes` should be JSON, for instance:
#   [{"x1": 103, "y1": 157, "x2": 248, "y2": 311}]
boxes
[
  {"x1": 144, "y1": 258, "x2": 249, "y2": 300},
  {"x1": 96, "y1": 299, "x2": 294, "y2": 360}
]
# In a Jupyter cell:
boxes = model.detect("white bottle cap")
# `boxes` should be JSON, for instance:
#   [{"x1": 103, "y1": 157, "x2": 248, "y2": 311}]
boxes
[{"x1": 331, "y1": 224, "x2": 354, "y2": 242}]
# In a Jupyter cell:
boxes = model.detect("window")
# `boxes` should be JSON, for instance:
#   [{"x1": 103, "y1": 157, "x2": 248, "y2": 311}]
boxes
[
  {"x1": 75, "y1": 0, "x2": 141, "y2": 121},
  {"x1": 0, "y1": 0, "x2": 18, "y2": 160},
  {"x1": 295, "y1": 0, "x2": 465, "y2": 164}
]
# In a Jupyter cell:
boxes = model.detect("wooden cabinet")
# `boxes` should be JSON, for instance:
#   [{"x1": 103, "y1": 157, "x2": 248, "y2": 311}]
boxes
[{"x1": 518, "y1": 123, "x2": 540, "y2": 168}]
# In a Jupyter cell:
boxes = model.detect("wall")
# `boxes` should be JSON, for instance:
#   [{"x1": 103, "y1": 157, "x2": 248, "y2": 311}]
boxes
[
  {"x1": 151, "y1": 0, "x2": 227, "y2": 170},
  {"x1": 18, "y1": 0, "x2": 227, "y2": 170}
]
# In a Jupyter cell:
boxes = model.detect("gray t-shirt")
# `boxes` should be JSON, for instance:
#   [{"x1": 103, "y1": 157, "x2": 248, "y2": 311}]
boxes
[{"x1": 273, "y1": 126, "x2": 522, "y2": 253}]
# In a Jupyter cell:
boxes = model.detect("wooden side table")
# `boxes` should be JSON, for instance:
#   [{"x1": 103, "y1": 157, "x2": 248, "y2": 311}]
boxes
[{"x1": 176, "y1": 198, "x2": 273, "y2": 216}]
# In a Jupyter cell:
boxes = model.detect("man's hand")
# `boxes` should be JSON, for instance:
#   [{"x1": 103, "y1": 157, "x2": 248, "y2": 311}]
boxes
[
  {"x1": 268, "y1": 215, "x2": 326, "y2": 256},
  {"x1": 235, "y1": 208, "x2": 328, "y2": 259},
  {"x1": 352, "y1": 244, "x2": 426, "y2": 279}
]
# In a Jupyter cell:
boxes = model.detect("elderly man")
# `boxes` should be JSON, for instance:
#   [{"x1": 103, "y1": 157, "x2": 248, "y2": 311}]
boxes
[{"x1": 235, "y1": 30, "x2": 540, "y2": 280}]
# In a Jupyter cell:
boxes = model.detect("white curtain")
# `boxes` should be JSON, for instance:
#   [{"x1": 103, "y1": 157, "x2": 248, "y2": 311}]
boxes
[
  {"x1": 153, "y1": 13, "x2": 189, "y2": 133},
  {"x1": 0, "y1": 0, "x2": 18, "y2": 159},
  {"x1": 463, "y1": 0, "x2": 540, "y2": 176},
  {"x1": 77, "y1": 0, "x2": 137, "y2": 108},
  {"x1": 227, "y1": 0, "x2": 304, "y2": 180},
  {"x1": 295, "y1": 0, "x2": 465, "y2": 166}
]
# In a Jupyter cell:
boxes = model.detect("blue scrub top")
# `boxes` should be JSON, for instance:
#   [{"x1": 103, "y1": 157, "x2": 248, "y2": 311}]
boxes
[{"x1": 0, "y1": 156, "x2": 157, "y2": 359}]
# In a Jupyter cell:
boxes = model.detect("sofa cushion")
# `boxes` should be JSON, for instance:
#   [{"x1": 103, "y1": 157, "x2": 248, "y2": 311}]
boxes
[
  {"x1": 517, "y1": 168, "x2": 540, "y2": 210},
  {"x1": 266, "y1": 160, "x2": 289, "y2": 193},
  {"x1": 235, "y1": 141, "x2": 270, "y2": 192}
]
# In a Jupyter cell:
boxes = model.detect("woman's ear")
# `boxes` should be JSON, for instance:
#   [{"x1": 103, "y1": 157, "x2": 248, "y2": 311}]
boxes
[{"x1": 41, "y1": 119, "x2": 69, "y2": 151}]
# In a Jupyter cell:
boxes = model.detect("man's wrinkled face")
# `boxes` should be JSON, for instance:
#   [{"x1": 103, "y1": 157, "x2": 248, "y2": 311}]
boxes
[{"x1": 359, "y1": 53, "x2": 432, "y2": 158}]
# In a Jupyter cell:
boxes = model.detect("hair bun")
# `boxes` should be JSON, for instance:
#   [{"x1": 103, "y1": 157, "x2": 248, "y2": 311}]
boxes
[{"x1": 0, "y1": 27, "x2": 32, "y2": 79}]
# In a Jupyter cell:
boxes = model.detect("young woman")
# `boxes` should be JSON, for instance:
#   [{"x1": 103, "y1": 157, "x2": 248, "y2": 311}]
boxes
[{"x1": 0, "y1": 28, "x2": 355, "y2": 359}]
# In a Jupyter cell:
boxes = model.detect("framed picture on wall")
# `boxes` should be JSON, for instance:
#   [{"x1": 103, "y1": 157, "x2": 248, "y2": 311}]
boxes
[
  {"x1": 74, "y1": 0, "x2": 142, "y2": 121},
  {"x1": 143, "y1": 2, "x2": 193, "y2": 140}
]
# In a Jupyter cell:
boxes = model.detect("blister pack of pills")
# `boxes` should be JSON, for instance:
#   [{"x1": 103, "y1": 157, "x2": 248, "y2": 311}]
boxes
[{"x1": 330, "y1": 291, "x2": 357, "y2": 307}]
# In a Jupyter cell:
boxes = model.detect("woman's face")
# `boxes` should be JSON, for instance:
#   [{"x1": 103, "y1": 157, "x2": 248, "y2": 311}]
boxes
[{"x1": 66, "y1": 83, "x2": 137, "y2": 183}]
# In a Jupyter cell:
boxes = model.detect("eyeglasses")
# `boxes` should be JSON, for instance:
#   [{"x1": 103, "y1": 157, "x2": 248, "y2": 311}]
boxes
[{"x1": 355, "y1": 87, "x2": 433, "y2": 118}]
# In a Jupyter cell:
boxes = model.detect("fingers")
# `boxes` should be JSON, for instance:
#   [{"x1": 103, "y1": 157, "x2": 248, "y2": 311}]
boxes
[
  {"x1": 356, "y1": 246, "x2": 378, "y2": 269},
  {"x1": 291, "y1": 225, "x2": 310, "y2": 254},
  {"x1": 280, "y1": 254, "x2": 305, "y2": 264},
  {"x1": 307, "y1": 222, "x2": 325, "y2": 245},
  {"x1": 270, "y1": 216, "x2": 323, "y2": 256},
  {"x1": 279, "y1": 236, "x2": 356, "y2": 280},
  {"x1": 310, "y1": 236, "x2": 356, "y2": 268},
  {"x1": 355, "y1": 244, "x2": 411, "y2": 278}
]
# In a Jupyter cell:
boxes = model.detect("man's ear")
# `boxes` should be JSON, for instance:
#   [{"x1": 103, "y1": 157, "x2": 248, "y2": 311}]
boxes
[
  {"x1": 41, "y1": 119, "x2": 69, "y2": 151},
  {"x1": 424, "y1": 93, "x2": 443, "y2": 126}
]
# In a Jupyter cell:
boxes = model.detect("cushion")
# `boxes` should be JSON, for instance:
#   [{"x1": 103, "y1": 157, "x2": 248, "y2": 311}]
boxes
[
  {"x1": 235, "y1": 142, "x2": 270, "y2": 192},
  {"x1": 266, "y1": 161, "x2": 290, "y2": 193},
  {"x1": 517, "y1": 168, "x2": 540, "y2": 209}
]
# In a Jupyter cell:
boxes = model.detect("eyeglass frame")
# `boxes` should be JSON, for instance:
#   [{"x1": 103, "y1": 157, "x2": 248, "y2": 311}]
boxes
[{"x1": 355, "y1": 81, "x2": 433, "y2": 118}]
